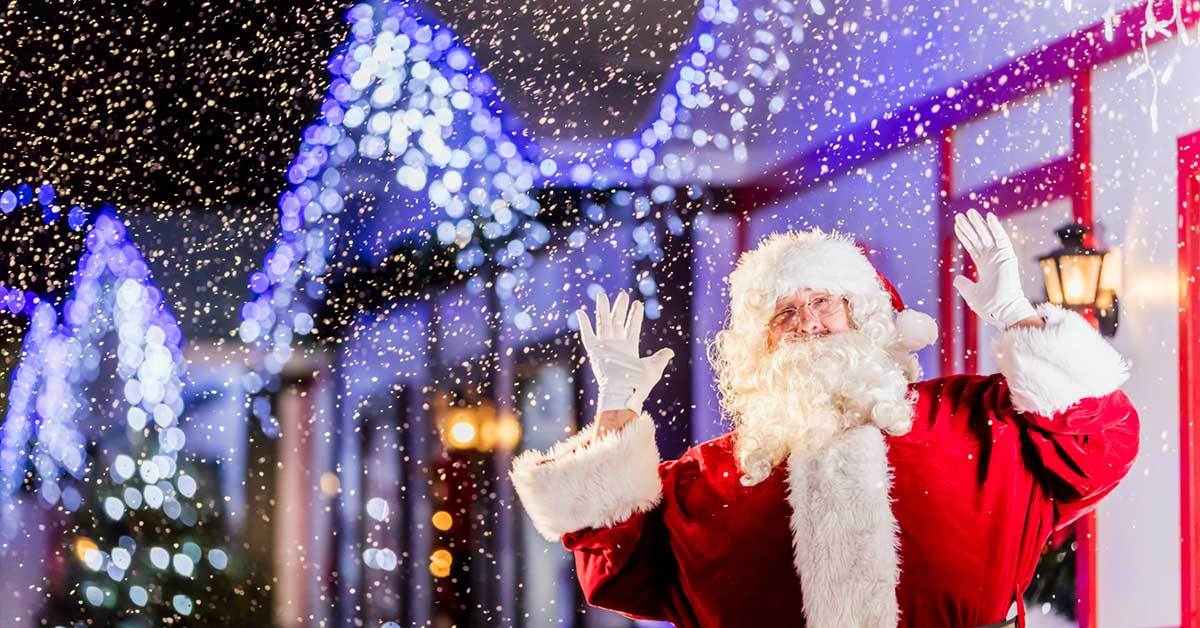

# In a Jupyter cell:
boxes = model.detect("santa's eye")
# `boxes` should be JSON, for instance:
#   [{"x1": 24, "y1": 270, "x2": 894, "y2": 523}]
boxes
[{"x1": 769, "y1": 308, "x2": 798, "y2": 328}]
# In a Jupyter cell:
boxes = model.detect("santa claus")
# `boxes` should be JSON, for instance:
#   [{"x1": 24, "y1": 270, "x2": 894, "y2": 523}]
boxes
[{"x1": 509, "y1": 209, "x2": 1139, "y2": 628}]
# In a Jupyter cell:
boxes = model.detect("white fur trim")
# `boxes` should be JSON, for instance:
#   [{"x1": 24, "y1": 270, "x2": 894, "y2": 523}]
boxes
[
  {"x1": 787, "y1": 426, "x2": 900, "y2": 628},
  {"x1": 509, "y1": 413, "x2": 662, "y2": 541},
  {"x1": 727, "y1": 229, "x2": 883, "y2": 329},
  {"x1": 895, "y1": 309, "x2": 938, "y2": 351},
  {"x1": 763, "y1": 234, "x2": 880, "y2": 301},
  {"x1": 992, "y1": 302, "x2": 1130, "y2": 416}
]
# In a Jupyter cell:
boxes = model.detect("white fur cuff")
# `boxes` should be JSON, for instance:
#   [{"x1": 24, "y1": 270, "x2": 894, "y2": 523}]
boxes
[
  {"x1": 992, "y1": 302, "x2": 1130, "y2": 416},
  {"x1": 510, "y1": 412, "x2": 663, "y2": 541}
]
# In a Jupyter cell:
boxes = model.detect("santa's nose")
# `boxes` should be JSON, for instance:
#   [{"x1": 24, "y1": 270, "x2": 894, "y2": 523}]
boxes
[{"x1": 797, "y1": 310, "x2": 824, "y2": 335}]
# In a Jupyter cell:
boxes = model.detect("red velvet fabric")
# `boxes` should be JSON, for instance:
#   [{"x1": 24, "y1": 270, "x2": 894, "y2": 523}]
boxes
[{"x1": 561, "y1": 374, "x2": 1139, "y2": 628}]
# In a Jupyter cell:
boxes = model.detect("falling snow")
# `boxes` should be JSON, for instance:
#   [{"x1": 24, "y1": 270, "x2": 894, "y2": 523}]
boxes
[{"x1": 0, "y1": 0, "x2": 1195, "y2": 625}]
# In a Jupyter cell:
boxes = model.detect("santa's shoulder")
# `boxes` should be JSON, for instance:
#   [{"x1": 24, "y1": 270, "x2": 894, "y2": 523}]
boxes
[
  {"x1": 658, "y1": 431, "x2": 740, "y2": 480},
  {"x1": 668, "y1": 431, "x2": 736, "y2": 464},
  {"x1": 899, "y1": 372, "x2": 1020, "y2": 438},
  {"x1": 910, "y1": 372, "x2": 1007, "y2": 401},
  {"x1": 659, "y1": 430, "x2": 777, "y2": 504}
]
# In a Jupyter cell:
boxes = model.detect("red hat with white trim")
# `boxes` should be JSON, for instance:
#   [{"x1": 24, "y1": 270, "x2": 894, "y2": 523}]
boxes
[{"x1": 726, "y1": 227, "x2": 938, "y2": 352}]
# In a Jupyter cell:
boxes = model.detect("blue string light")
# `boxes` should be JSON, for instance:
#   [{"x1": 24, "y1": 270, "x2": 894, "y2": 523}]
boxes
[
  {"x1": 238, "y1": 1, "x2": 547, "y2": 434},
  {"x1": 0, "y1": 186, "x2": 188, "y2": 550}
]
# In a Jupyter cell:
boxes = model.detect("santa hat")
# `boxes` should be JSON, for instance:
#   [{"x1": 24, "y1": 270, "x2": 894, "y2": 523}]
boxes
[
  {"x1": 874, "y1": 268, "x2": 939, "y2": 352},
  {"x1": 727, "y1": 228, "x2": 938, "y2": 352}
]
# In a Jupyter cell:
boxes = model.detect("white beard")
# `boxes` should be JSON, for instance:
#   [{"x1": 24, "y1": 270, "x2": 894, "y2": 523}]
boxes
[{"x1": 732, "y1": 329, "x2": 915, "y2": 486}]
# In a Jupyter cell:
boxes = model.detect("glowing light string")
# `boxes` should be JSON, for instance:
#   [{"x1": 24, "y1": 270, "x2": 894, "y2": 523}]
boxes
[
  {"x1": 0, "y1": 182, "x2": 88, "y2": 537},
  {"x1": 238, "y1": 1, "x2": 545, "y2": 433},
  {"x1": 0, "y1": 186, "x2": 188, "y2": 553},
  {"x1": 606, "y1": 0, "x2": 804, "y2": 186}
]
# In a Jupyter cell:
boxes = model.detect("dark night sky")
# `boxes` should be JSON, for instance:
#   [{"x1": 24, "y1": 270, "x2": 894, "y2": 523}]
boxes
[
  {"x1": 0, "y1": 1, "x2": 355, "y2": 344},
  {"x1": 0, "y1": 0, "x2": 353, "y2": 210}
]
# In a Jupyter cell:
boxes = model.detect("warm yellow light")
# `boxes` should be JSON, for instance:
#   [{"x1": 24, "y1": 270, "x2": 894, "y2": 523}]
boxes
[
  {"x1": 432, "y1": 510, "x2": 453, "y2": 531},
  {"x1": 496, "y1": 414, "x2": 522, "y2": 450},
  {"x1": 1040, "y1": 258, "x2": 1064, "y2": 305},
  {"x1": 477, "y1": 417, "x2": 498, "y2": 452},
  {"x1": 445, "y1": 409, "x2": 479, "y2": 450},
  {"x1": 74, "y1": 537, "x2": 98, "y2": 563},
  {"x1": 437, "y1": 399, "x2": 502, "y2": 452},
  {"x1": 1099, "y1": 248, "x2": 1122, "y2": 294},
  {"x1": 1057, "y1": 254, "x2": 1102, "y2": 306},
  {"x1": 430, "y1": 549, "x2": 453, "y2": 578},
  {"x1": 1094, "y1": 249, "x2": 1122, "y2": 312},
  {"x1": 450, "y1": 420, "x2": 475, "y2": 444}
]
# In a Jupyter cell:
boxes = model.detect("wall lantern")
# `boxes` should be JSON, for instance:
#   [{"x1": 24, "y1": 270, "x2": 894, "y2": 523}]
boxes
[{"x1": 1037, "y1": 223, "x2": 1122, "y2": 336}]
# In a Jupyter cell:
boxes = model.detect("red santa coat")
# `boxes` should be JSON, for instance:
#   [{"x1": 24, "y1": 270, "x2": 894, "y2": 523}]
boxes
[{"x1": 510, "y1": 304, "x2": 1140, "y2": 628}]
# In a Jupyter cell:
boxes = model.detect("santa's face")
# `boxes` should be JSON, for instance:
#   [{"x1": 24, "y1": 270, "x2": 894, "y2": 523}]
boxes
[
  {"x1": 766, "y1": 288, "x2": 854, "y2": 350},
  {"x1": 711, "y1": 287, "x2": 915, "y2": 485}
]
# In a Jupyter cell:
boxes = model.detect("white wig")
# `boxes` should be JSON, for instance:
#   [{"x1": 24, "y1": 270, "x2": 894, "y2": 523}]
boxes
[{"x1": 708, "y1": 228, "x2": 933, "y2": 485}]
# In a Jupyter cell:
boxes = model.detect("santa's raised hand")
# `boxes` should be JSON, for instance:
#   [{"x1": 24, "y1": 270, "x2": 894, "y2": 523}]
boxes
[
  {"x1": 952, "y1": 209, "x2": 1038, "y2": 330},
  {"x1": 576, "y1": 290, "x2": 674, "y2": 415}
]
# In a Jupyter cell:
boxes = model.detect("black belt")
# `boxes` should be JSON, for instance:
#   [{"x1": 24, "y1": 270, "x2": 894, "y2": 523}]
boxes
[{"x1": 974, "y1": 618, "x2": 1018, "y2": 628}]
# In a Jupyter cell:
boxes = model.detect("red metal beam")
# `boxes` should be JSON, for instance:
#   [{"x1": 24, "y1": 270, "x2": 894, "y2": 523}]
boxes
[
  {"x1": 947, "y1": 157, "x2": 1074, "y2": 219},
  {"x1": 938, "y1": 129, "x2": 957, "y2": 376},
  {"x1": 1070, "y1": 69, "x2": 1099, "y2": 628},
  {"x1": 963, "y1": 254, "x2": 979, "y2": 375},
  {"x1": 1072, "y1": 71, "x2": 1095, "y2": 246},
  {"x1": 1178, "y1": 129, "x2": 1200, "y2": 628}
]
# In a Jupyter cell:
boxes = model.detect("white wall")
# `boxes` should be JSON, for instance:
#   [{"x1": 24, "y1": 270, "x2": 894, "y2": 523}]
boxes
[
  {"x1": 1089, "y1": 35, "x2": 1200, "y2": 628},
  {"x1": 953, "y1": 80, "x2": 1073, "y2": 193}
]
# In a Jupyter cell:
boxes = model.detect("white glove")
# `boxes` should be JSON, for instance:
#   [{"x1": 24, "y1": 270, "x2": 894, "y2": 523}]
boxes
[
  {"x1": 576, "y1": 290, "x2": 675, "y2": 414},
  {"x1": 952, "y1": 209, "x2": 1038, "y2": 330}
]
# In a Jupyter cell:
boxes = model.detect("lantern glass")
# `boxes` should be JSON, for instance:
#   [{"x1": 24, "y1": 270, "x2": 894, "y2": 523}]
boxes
[
  {"x1": 1098, "y1": 248, "x2": 1122, "y2": 294},
  {"x1": 1040, "y1": 257, "x2": 1065, "y2": 305},
  {"x1": 1057, "y1": 253, "x2": 1102, "y2": 306},
  {"x1": 1095, "y1": 249, "x2": 1121, "y2": 309}
]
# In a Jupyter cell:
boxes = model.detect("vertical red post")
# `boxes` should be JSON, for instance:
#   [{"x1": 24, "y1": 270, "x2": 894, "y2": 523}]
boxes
[
  {"x1": 962, "y1": 253, "x2": 978, "y2": 375},
  {"x1": 938, "y1": 128, "x2": 958, "y2": 377},
  {"x1": 1070, "y1": 69, "x2": 1098, "y2": 628},
  {"x1": 1178, "y1": 130, "x2": 1200, "y2": 628},
  {"x1": 1073, "y1": 71, "x2": 1095, "y2": 246}
]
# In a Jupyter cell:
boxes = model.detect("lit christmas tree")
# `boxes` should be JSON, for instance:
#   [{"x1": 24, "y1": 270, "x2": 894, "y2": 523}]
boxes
[{"x1": 0, "y1": 188, "x2": 245, "y2": 624}]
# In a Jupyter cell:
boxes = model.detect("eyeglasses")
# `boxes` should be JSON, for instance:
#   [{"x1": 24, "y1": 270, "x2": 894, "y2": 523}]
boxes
[{"x1": 768, "y1": 295, "x2": 847, "y2": 331}]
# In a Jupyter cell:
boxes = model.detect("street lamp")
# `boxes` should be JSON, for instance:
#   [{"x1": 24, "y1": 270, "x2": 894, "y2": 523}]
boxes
[{"x1": 1038, "y1": 223, "x2": 1121, "y2": 336}]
